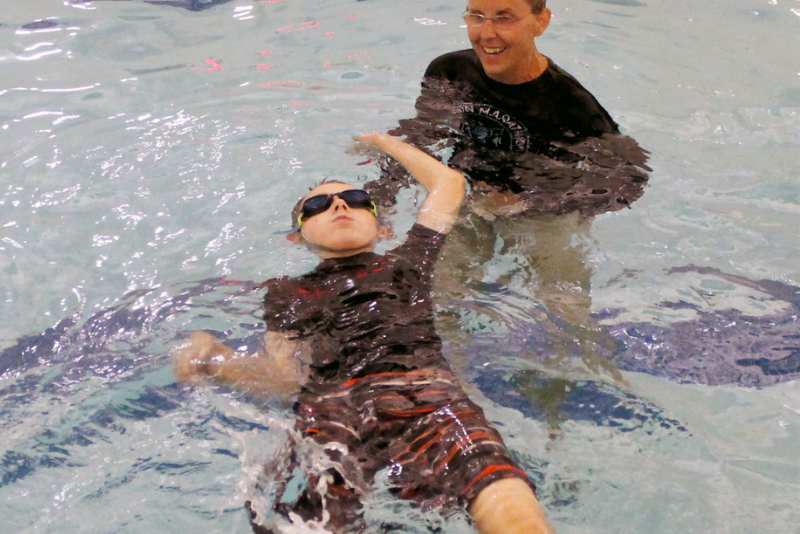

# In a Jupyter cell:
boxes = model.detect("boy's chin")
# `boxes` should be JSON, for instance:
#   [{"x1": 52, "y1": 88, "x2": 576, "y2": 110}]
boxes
[{"x1": 317, "y1": 238, "x2": 373, "y2": 253}]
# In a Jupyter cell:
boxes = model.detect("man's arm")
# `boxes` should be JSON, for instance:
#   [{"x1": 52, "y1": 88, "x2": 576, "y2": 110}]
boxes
[
  {"x1": 357, "y1": 133, "x2": 465, "y2": 235},
  {"x1": 173, "y1": 330, "x2": 309, "y2": 398}
]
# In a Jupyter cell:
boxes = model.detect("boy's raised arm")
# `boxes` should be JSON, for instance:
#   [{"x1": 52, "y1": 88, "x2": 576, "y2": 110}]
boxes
[{"x1": 356, "y1": 133, "x2": 465, "y2": 235}]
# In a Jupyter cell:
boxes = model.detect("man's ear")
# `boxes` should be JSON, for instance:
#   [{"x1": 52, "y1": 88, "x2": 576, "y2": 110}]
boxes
[
  {"x1": 286, "y1": 231, "x2": 303, "y2": 244},
  {"x1": 533, "y1": 8, "x2": 551, "y2": 36}
]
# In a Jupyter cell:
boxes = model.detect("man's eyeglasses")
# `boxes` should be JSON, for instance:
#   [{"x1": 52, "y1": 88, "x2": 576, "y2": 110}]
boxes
[
  {"x1": 462, "y1": 10, "x2": 529, "y2": 29},
  {"x1": 297, "y1": 189, "x2": 378, "y2": 228}
]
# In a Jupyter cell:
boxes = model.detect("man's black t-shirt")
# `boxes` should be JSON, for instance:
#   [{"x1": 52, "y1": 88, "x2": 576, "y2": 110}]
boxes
[
  {"x1": 423, "y1": 48, "x2": 619, "y2": 144},
  {"x1": 369, "y1": 49, "x2": 650, "y2": 216},
  {"x1": 262, "y1": 224, "x2": 445, "y2": 383}
]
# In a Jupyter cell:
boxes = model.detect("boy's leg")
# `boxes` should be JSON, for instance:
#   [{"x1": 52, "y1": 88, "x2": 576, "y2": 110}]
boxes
[
  {"x1": 383, "y1": 371, "x2": 552, "y2": 530},
  {"x1": 470, "y1": 478, "x2": 553, "y2": 534}
]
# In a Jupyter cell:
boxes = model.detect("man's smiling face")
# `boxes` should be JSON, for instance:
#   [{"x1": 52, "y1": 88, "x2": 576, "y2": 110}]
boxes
[{"x1": 465, "y1": 0, "x2": 551, "y2": 84}]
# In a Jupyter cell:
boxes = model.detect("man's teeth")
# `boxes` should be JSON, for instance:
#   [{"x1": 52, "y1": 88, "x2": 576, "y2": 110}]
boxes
[{"x1": 483, "y1": 47, "x2": 504, "y2": 54}]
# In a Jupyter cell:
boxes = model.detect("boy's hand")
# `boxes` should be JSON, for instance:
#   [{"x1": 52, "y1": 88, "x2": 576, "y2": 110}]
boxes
[
  {"x1": 173, "y1": 331, "x2": 230, "y2": 383},
  {"x1": 351, "y1": 132, "x2": 398, "y2": 155},
  {"x1": 354, "y1": 132, "x2": 388, "y2": 147},
  {"x1": 347, "y1": 132, "x2": 389, "y2": 157}
]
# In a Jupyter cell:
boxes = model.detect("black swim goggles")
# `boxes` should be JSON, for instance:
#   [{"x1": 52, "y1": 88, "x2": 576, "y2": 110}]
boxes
[{"x1": 297, "y1": 189, "x2": 378, "y2": 228}]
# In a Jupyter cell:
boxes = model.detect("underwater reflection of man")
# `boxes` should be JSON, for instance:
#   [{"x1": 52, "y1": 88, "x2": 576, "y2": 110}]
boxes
[{"x1": 366, "y1": 0, "x2": 650, "y2": 381}]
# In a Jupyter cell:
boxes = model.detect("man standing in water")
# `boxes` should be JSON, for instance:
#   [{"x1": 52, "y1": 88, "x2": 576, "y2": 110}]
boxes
[{"x1": 367, "y1": 0, "x2": 650, "y2": 374}]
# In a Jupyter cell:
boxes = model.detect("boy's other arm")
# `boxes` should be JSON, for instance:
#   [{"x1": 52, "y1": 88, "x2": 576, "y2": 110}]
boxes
[
  {"x1": 357, "y1": 133, "x2": 465, "y2": 234},
  {"x1": 173, "y1": 330, "x2": 309, "y2": 398}
]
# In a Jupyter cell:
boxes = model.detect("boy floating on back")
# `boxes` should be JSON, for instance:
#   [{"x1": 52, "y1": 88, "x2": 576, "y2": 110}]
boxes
[{"x1": 174, "y1": 133, "x2": 553, "y2": 534}]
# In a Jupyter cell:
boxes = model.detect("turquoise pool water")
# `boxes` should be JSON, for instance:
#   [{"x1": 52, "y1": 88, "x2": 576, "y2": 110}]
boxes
[{"x1": 1, "y1": 1, "x2": 799, "y2": 532}]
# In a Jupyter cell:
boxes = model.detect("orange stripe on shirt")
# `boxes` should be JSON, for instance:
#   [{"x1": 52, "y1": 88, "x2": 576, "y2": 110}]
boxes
[
  {"x1": 461, "y1": 464, "x2": 529, "y2": 498},
  {"x1": 396, "y1": 427, "x2": 449, "y2": 465},
  {"x1": 434, "y1": 430, "x2": 496, "y2": 474},
  {"x1": 383, "y1": 405, "x2": 438, "y2": 417}
]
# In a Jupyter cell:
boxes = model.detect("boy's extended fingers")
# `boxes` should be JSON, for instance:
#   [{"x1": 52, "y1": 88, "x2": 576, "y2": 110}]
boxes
[
  {"x1": 348, "y1": 135, "x2": 383, "y2": 158},
  {"x1": 173, "y1": 343, "x2": 202, "y2": 383},
  {"x1": 353, "y1": 132, "x2": 380, "y2": 144}
]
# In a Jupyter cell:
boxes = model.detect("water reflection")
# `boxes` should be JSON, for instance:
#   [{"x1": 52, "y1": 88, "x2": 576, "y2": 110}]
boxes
[
  {"x1": 0, "y1": 278, "x2": 259, "y2": 386},
  {"x1": 477, "y1": 369, "x2": 688, "y2": 435},
  {"x1": 1, "y1": 266, "x2": 797, "y2": 529},
  {"x1": 455, "y1": 266, "x2": 800, "y2": 390},
  {"x1": 65, "y1": 0, "x2": 234, "y2": 11},
  {"x1": 607, "y1": 266, "x2": 800, "y2": 387}
]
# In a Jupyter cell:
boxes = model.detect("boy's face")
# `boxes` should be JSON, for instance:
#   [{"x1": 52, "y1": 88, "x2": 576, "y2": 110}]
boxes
[{"x1": 293, "y1": 182, "x2": 382, "y2": 257}]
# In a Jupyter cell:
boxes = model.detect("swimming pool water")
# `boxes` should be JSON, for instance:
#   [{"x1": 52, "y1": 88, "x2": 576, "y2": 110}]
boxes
[{"x1": 1, "y1": 0, "x2": 799, "y2": 532}]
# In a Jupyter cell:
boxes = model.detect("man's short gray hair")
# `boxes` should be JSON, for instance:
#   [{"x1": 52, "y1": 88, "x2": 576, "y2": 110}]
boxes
[
  {"x1": 528, "y1": 0, "x2": 547, "y2": 13},
  {"x1": 467, "y1": 1, "x2": 547, "y2": 14}
]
